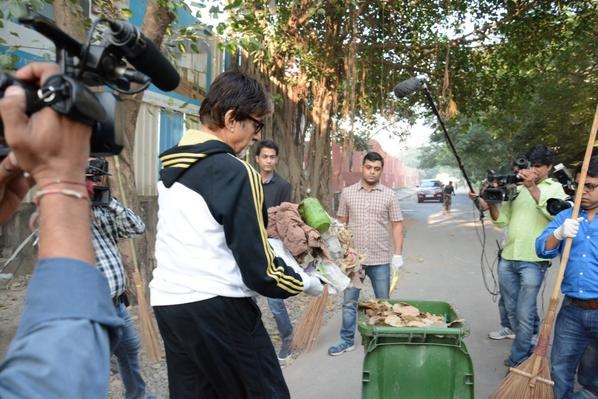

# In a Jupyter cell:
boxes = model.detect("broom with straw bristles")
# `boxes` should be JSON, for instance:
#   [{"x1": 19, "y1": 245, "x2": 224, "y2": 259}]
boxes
[
  {"x1": 292, "y1": 284, "x2": 329, "y2": 351},
  {"x1": 114, "y1": 156, "x2": 162, "y2": 362},
  {"x1": 490, "y1": 104, "x2": 598, "y2": 399}
]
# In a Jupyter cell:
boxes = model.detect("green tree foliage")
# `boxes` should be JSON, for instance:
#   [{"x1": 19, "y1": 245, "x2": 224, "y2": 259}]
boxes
[
  {"x1": 418, "y1": 115, "x2": 511, "y2": 183},
  {"x1": 209, "y1": 0, "x2": 525, "y2": 200},
  {"x1": 420, "y1": 1, "x2": 597, "y2": 175}
]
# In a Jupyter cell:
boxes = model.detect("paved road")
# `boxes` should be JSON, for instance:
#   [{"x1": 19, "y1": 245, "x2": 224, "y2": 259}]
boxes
[{"x1": 283, "y1": 191, "x2": 558, "y2": 398}]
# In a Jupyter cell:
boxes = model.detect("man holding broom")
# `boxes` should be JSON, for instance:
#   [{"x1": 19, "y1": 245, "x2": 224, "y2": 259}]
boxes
[
  {"x1": 536, "y1": 156, "x2": 598, "y2": 399},
  {"x1": 328, "y1": 151, "x2": 404, "y2": 356},
  {"x1": 85, "y1": 158, "x2": 153, "y2": 399},
  {"x1": 470, "y1": 144, "x2": 567, "y2": 367}
]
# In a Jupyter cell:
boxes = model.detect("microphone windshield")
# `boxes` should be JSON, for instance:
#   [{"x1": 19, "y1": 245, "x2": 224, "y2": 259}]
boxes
[
  {"x1": 109, "y1": 21, "x2": 180, "y2": 92},
  {"x1": 393, "y1": 75, "x2": 427, "y2": 98},
  {"x1": 127, "y1": 37, "x2": 180, "y2": 91}
]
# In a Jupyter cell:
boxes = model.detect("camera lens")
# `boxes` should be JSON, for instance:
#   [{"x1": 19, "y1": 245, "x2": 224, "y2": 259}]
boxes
[
  {"x1": 514, "y1": 157, "x2": 530, "y2": 169},
  {"x1": 546, "y1": 198, "x2": 573, "y2": 216}
]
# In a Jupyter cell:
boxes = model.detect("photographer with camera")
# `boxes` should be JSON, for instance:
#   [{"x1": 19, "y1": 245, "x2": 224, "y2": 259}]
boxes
[
  {"x1": 535, "y1": 156, "x2": 598, "y2": 399},
  {"x1": 0, "y1": 63, "x2": 122, "y2": 398},
  {"x1": 470, "y1": 144, "x2": 567, "y2": 367},
  {"x1": 85, "y1": 158, "x2": 153, "y2": 399}
]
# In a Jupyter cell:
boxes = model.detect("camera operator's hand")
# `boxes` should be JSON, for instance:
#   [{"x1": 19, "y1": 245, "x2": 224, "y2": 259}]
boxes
[
  {"x1": 0, "y1": 62, "x2": 93, "y2": 263},
  {"x1": 518, "y1": 168, "x2": 543, "y2": 204},
  {"x1": 518, "y1": 168, "x2": 537, "y2": 188},
  {"x1": 468, "y1": 191, "x2": 489, "y2": 211},
  {"x1": 553, "y1": 218, "x2": 582, "y2": 241},
  {"x1": 0, "y1": 153, "x2": 33, "y2": 223},
  {"x1": 0, "y1": 63, "x2": 91, "y2": 186}
]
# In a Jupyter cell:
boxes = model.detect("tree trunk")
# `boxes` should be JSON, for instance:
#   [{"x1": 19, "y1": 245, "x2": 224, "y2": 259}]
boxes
[
  {"x1": 52, "y1": 0, "x2": 86, "y2": 42},
  {"x1": 240, "y1": 56, "x2": 310, "y2": 202},
  {"x1": 112, "y1": 1, "x2": 175, "y2": 297},
  {"x1": 306, "y1": 77, "x2": 334, "y2": 208}
]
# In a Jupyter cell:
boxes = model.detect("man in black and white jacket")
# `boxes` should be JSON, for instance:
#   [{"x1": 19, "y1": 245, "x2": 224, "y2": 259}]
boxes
[{"x1": 150, "y1": 71, "x2": 322, "y2": 399}]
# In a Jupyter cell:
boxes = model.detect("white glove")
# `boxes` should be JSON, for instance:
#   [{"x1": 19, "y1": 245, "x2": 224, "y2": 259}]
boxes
[
  {"x1": 391, "y1": 255, "x2": 404, "y2": 271},
  {"x1": 553, "y1": 218, "x2": 582, "y2": 241},
  {"x1": 303, "y1": 274, "x2": 324, "y2": 296}
]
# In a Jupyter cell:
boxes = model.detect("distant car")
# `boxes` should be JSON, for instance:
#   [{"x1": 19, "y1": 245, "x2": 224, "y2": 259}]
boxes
[{"x1": 417, "y1": 179, "x2": 444, "y2": 203}]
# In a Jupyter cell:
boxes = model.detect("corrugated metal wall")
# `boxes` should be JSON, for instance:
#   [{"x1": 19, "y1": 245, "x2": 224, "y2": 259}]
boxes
[
  {"x1": 159, "y1": 110, "x2": 185, "y2": 154},
  {"x1": 134, "y1": 103, "x2": 160, "y2": 196}
]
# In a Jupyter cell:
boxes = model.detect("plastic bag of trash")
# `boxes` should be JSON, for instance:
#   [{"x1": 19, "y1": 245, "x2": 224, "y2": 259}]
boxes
[{"x1": 316, "y1": 262, "x2": 350, "y2": 293}]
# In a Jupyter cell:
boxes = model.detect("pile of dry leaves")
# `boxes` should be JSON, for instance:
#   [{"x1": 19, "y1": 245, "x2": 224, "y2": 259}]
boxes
[{"x1": 359, "y1": 299, "x2": 463, "y2": 328}]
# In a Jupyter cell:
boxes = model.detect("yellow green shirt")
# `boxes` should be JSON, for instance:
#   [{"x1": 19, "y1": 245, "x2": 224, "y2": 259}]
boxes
[{"x1": 493, "y1": 178, "x2": 567, "y2": 262}]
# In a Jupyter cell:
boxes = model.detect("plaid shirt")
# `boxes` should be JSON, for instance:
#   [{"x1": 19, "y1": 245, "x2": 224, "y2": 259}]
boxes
[
  {"x1": 337, "y1": 181, "x2": 403, "y2": 265},
  {"x1": 92, "y1": 197, "x2": 145, "y2": 298}
]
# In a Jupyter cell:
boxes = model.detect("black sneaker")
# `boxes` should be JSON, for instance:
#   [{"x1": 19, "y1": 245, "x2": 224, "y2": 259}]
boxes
[{"x1": 278, "y1": 339, "x2": 292, "y2": 361}]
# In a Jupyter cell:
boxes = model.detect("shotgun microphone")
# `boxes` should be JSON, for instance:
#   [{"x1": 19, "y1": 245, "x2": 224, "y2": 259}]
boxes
[
  {"x1": 108, "y1": 21, "x2": 180, "y2": 91},
  {"x1": 393, "y1": 75, "x2": 427, "y2": 98}
]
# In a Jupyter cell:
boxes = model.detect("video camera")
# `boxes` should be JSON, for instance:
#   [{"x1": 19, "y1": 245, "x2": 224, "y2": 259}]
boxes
[
  {"x1": 546, "y1": 163, "x2": 575, "y2": 216},
  {"x1": 481, "y1": 157, "x2": 530, "y2": 204},
  {"x1": 0, "y1": 14, "x2": 180, "y2": 158},
  {"x1": 86, "y1": 158, "x2": 111, "y2": 206}
]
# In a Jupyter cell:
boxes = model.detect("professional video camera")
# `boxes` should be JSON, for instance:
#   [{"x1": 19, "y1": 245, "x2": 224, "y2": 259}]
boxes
[
  {"x1": 546, "y1": 163, "x2": 575, "y2": 215},
  {"x1": 0, "y1": 14, "x2": 180, "y2": 158},
  {"x1": 481, "y1": 157, "x2": 531, "y2": 204},
  {"x1": 86, "y1": 157, "x2": 111, "y2": 206}
]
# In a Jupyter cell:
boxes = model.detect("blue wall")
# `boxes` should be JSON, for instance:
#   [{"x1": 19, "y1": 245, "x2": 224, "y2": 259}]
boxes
[{"x1": 159, "y1": 109, "x2": 184, "y2": 153}]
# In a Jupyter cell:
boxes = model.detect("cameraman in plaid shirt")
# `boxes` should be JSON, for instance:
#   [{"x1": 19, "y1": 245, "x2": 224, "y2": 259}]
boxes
[{"x1": 86, "y1": 158, "x2": 152, "y2": 399}]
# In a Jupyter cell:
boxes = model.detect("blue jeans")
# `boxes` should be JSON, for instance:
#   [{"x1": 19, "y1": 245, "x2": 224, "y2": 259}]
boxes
[
  {"x1": 267, "y1": 298, "x2": 293, "y2": 341},
  {"x1": 499, "y1": 294, "x2": 540, "y2": 334},
  {"x1": 551, "y1": 297, "x2": 598, "y2": 399},
  {"x1": 339, "y1": 264, "x2": 390, "y2": 345},
  {"x1": 113, "y1": 302, "x2": 148, "y2": 399},
  {"x1": 578, "y1": 341, "x2": 598, "y2": 399},
  {"x1": 498, "y1": 259, "x2": 548, "y2": 365},
  {"x1": 498, "y1": 294, "x2": 511, "y2": 329}
]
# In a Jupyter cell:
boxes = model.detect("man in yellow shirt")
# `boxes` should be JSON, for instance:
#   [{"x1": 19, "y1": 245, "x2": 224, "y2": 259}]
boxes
[{"x1": 471, "y1": 145, "x2": 567, "y2": 367}]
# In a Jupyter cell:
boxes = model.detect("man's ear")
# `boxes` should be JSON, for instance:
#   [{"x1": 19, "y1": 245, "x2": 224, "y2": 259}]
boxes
[{"x1": 224, "y1": 109, "x2": 236, "y2": 131}]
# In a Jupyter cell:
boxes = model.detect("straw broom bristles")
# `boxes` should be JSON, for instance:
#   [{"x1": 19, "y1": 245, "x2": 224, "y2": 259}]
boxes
[
  {"x1": 489, "y1": 332, "x2": 554, "y2": 399},
  {"x1": 292, "y1": 285, "x2": 329, "y2": 351},
  {"x1": 490, "y1": 104, "x2": 598, "y2": 399},
  {"x1": 490, "y1": 359, "x2": 554, "y2": 399},
  {"x1": 490, "y1": 301, "x2": 559, "y2": 399},
  {"x1": 131, "y1": 266, "x2": 162, "y2": 362}
]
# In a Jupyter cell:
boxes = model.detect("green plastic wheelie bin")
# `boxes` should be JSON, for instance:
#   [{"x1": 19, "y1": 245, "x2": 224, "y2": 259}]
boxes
[{"x1": 358, "y1": 299, "x2": 474, "y2": 399}]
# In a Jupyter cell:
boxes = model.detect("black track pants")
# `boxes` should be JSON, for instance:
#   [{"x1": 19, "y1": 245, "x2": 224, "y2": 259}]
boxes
[{"x1": 154, "y1": 296, "x2": 290, "y2": 399}]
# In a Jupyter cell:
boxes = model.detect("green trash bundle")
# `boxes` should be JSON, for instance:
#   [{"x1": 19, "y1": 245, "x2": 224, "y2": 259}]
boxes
[{"x1": 298, "y1": 197, "x2": 330, "y2": 233}]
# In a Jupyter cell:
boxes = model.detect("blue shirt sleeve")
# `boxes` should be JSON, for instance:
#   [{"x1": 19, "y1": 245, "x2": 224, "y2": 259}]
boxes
[
  {"x1": 535, "y1": 210, "x2": 568, "y2": 259},
  {"x1": 0, "y1": 258, "x2": 123, "y2": 399}
]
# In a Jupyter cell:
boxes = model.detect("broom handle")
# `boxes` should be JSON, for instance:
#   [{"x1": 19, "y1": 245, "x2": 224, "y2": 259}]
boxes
[
  {"x1": 114, "y1": 156, "x2": 141, "y2": 276},
  {"x1": 548, "y1": 105, "x2": 598, "y2": 304},
  {"x1": 538, "y1": 105, "x2": 598, "y2": 347}
]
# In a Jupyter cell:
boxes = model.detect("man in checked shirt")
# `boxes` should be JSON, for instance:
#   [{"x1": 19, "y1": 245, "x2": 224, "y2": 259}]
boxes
[
  {"x1": 328, "y1": 151, "x2": 404, "y2": 356},
  {"x1": 86, "y1": 158, "x2": 153, "y2": 399}
]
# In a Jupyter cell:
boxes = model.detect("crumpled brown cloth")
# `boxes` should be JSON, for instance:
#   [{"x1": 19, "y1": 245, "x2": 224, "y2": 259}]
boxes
[{"x1": 267, "y1": 202, "x2": 327, "y2": 257}]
